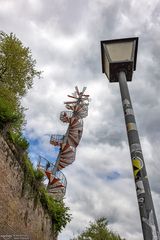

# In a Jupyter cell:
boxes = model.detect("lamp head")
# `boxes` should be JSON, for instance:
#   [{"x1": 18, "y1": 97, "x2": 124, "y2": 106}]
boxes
[{"x1": 101, "y1": 37, "x2": 138, "y2": 82}]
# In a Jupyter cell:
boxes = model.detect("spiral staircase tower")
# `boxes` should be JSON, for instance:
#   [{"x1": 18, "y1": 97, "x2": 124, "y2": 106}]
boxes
[{"x1": 37, "y1": 86, "x2": 89, "y2": 200}]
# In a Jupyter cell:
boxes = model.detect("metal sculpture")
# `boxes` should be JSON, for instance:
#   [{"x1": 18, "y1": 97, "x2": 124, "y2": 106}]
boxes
[{"x1": 37, "y1": 86, "x2": 89, "y2": 200}]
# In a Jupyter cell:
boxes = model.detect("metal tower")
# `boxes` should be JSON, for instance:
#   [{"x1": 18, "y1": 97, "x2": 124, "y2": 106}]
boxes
[{"x1": 37, "y1": 86, "x2": 89, "y2": 200}]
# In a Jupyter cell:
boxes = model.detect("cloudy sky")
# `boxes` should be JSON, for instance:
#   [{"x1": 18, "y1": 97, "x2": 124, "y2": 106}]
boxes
[{"x1": 1, "y1": 0, "x2": 160, "y2": 239}]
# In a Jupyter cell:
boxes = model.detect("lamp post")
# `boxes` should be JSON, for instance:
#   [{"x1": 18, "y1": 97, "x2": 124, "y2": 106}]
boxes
[{"x1": 100, "y1": 37, "x2": 160, "y2": 240}]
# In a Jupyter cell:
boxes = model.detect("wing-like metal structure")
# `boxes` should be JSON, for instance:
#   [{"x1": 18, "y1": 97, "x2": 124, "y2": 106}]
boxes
[{"x1": 37, "y1": 87, "x2": 89, "y2": 200}]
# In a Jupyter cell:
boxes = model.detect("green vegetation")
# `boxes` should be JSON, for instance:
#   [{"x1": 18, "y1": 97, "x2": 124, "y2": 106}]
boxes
[
  {"x1": 71, "y1": 217, "x2": 125, "y2": 240},
  {"x1": 20, "y1": 154, "x2": 71, "y2": 233},
  {"x1": 0, "y1": 87, "x2": 24, "y2": 133},
  {"x1": 39, "y1": 187, "x2": 71, "y2": 232},
  {"x1": 0, "y1": 31, "x2": 40, "y2": 135},
  {"x1": 8, "y1": 131, "x2": 29, "y2": 151},
  {"x1": 0, "y1": 31, "x2": 71, "y2": 234},
  {"x1": 0, "y1": 31, "x2": 40, "y2": 96}
]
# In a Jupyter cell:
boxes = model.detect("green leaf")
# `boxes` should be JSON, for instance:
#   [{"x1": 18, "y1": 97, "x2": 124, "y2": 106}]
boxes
[{"x1": 71, "y1": 217, "x2": 126, "y2": 240}]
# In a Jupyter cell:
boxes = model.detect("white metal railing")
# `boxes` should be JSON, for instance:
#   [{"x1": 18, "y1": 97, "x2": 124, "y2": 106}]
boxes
[{"x1": 50, "y1": 134, "x2": 64, "y2": 145}]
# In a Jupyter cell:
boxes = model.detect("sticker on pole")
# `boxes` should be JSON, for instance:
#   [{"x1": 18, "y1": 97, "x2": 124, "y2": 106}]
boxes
[
  {"x1": 132, "y1": 156, "x2": 143, "y2": 177},
  {"x1": 127, "y1": 122, "x2": 137, "y2": 132}
]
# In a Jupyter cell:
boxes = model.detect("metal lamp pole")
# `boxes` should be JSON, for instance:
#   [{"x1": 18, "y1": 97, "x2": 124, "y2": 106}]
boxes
[
  {"x1": 119, "y1": 71, "x2": 159, "y2": 240},
  {"x1": 101, "y1": 38, "x2": 160, "y2": 240}
]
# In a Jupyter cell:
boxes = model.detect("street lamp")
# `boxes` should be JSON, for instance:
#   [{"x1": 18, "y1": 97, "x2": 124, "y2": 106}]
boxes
[{"x1": 101, "y1": 37, "x2": 160, "y2": 240}]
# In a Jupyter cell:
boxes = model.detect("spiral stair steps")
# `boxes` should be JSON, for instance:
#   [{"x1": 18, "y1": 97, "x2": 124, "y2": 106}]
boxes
[
  {"x1": 68, "y1": 127, "x2": 83, "y2": 140},
  {"x1": 58, "y1": 159, "x2": 74, "y2": 168},
  {"x1": 49, "y1": 187, "x2": 65, "y2": 192},
  {"x1": 59, "y1": 147, "x2": 76, "y2": 167},
  {"x1": 80, "y1": 112, "x2": 88, "y2": 118},
  {"x1": 37, "y1": 157, "x2": 67, "y2": 200},
  {"x1": 49, "y1": 184, "x2": 64, "y2": 191},
  {"x1": 48, "y1": 177, "x2": 65, "y2": 194},
  {"x1": 61, "y1": 143, "x2": 71, "y2": 152},
  {"x1": 50, "y1": 177, "x2": 59, "y2": 185},
  {"x1": 49, "y1": 179, "x2": 63, "y2": 187},
  {"x1": 67, "y1": 131, "x2": 83, "y2": 147},
  {"x1": 69, "y1": 124, "x2": 83, "y2": 133},
  {"x1": 67, "y1": 134, "x2": 79, "y2": 147},
  {"x1": 37, "y1": 87, "x2": 89, "y2": 200},
  {"x1": 57, "y1": 161, "x2": 67, "y2": 170},
  {"x1": 66, "y1": 108, "x2": 87, "y2": 118},
  {"x1": 57, "y1": 165, "x2": 64, "y2": 170},
  {"x1": 68, "y1": 128, "x2": 83, "y2": 137},
  {"x1": 58, "y1": 147, "x2": 74, "y2": 167},
  {"x1": 60, "y1": 113, "x2": 69, "y2": 122},
  {"x1": 69, "y1": 117, "x2": 82, "y2": 127},
  {"x1": 48, "y1": 191, "x2": 65, "y2": 200},
  {"x1": 48, "y1": 189, "x2": 65, "y2": 200},
  {"x1": 49, "y1": 189, "x2": 65, "y2": 194},
  {"x1": 61, "y1": 143, "x2": 76, "y2": 156},
  {"x1": 65, "y1": 104, "x2": 74, "y2": 111},
  {"x1": 48, "y1": 187, "x2": 65, "y2": 196},
  {"x1": 60, "y1": 116, "x2": 70, "y2": 123},
  {"x1": 58, "y1": 161, "x2": 70, "y2": 168},
  {"x1": 60, "y1": 158, "x2": 75, "y2": 164},
  {"x1": 57, "y1": 163, "x2": 66, "y2": 170},
  {"x1": 49, "y1": 183, "x2": 64, "y2": 189},
  {"x1": 60, "y1": 152, "x2": 75, "y2": 162},
  {"x1": 45, "y1": 170, "x2": 52, "y2": 181},
  {"x1": 65, "y1": 104, "x2": 88, "y2": 118}
]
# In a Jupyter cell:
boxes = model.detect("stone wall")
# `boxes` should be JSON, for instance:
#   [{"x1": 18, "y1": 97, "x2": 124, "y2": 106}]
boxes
[{"x1": 0, "y1": 135, "x2": 56, "y2": 240}]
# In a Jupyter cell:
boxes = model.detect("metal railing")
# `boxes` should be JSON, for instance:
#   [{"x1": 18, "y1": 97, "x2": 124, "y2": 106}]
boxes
[
  {"x1": 54, "y1": 170, "x2": 67, "y2": 186},
  {"x1": 60, "y1": 111, "x2": 73, "y2": 122},
  {"x1": 50, "y1": 134, "x2": 64, "y2": 145},
  {"x1": 37, "y1": 156, "x2": 67, "y2": 198}
]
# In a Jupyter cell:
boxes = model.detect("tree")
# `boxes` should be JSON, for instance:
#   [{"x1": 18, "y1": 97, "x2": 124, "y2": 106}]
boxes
[
  {"x1": 71, "y1": 217, "x2": 126, "y2": 240},
  {"x1": 0, "y1": 86, "x2": 24, "y2": 131},
  {"x1": 0, "y1": 31, "x2": 40, "y2": 96},
  {"x1": 0, "y1": 31, "x2": 40, "y2": 134}
]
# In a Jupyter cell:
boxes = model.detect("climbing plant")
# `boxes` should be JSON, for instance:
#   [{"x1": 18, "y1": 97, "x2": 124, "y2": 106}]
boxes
[{"x1": 20, "y1": 154, "x2": 71, "y2": 233}]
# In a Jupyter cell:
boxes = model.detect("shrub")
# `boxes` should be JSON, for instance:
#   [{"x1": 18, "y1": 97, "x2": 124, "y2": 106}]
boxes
[
  {"x1": 39, "y1": 187, "x2": 71, "y2": 233},
  {"x1": 0, "y1": 87, "x2": 20, "y2": 130},
  {"x1": 20, "y1": 155, "x2": 71, "y2": 233}
]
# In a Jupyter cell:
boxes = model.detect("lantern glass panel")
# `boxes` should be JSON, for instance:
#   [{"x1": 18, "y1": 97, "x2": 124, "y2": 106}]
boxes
[{"x1": 106, "y1": 41, "x2": 133, "y2": 62}]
